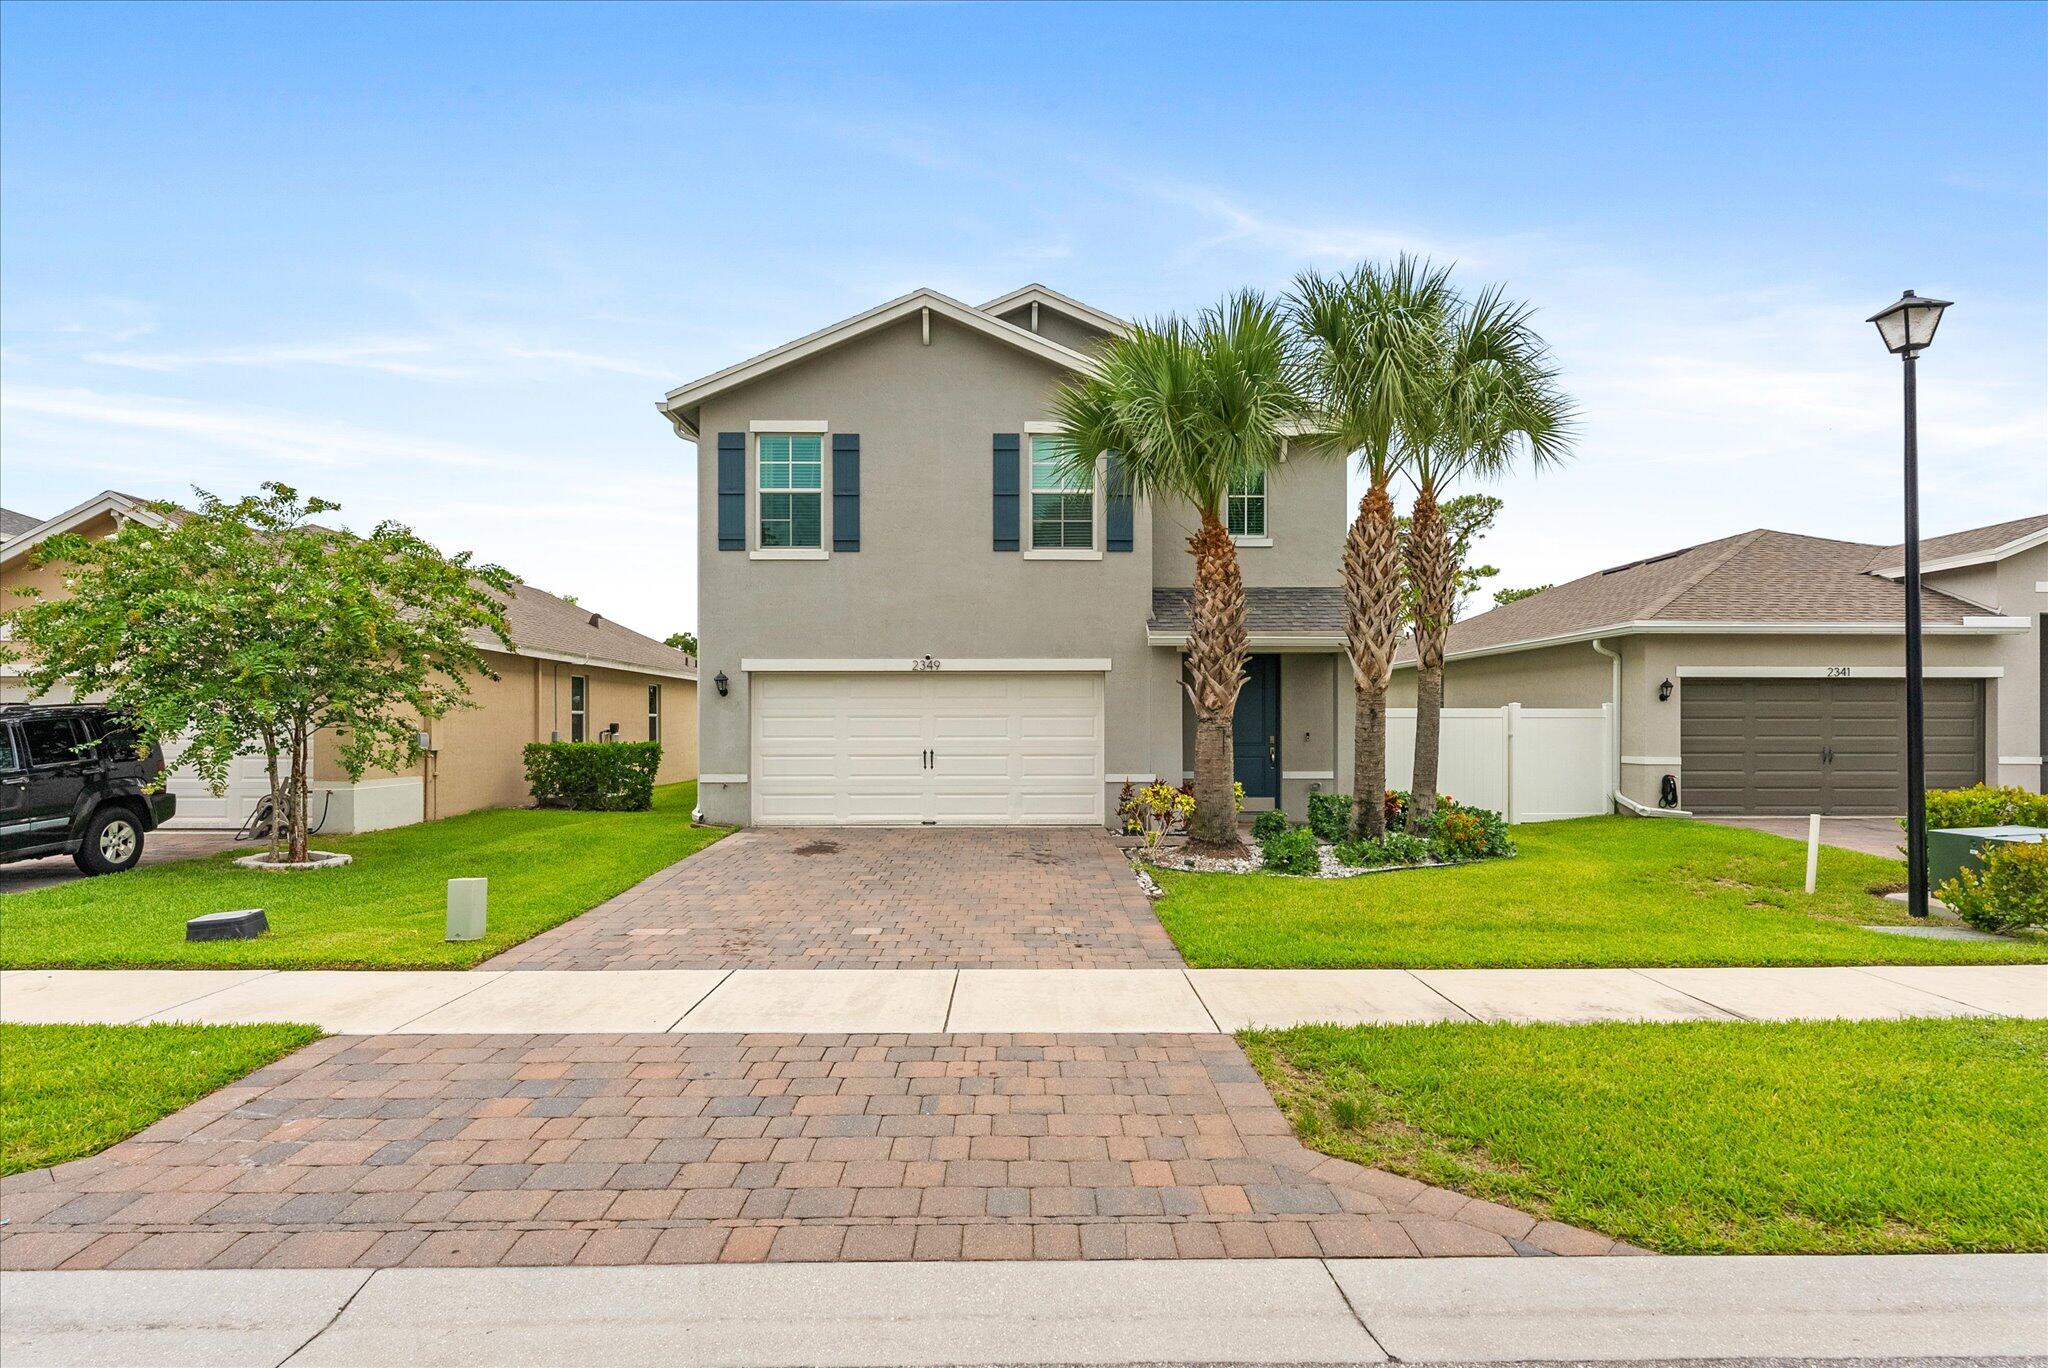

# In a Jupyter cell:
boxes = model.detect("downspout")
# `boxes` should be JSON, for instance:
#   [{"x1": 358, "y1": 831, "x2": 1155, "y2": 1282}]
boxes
[{"x1": 1590, "y1": 639, "x2": 1622, "y2": 815}]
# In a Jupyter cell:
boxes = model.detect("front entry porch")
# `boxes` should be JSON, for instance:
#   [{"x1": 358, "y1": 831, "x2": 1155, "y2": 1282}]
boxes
[{"x1": 1180, "y1": 651, "x2": 1345, "y2": 821}]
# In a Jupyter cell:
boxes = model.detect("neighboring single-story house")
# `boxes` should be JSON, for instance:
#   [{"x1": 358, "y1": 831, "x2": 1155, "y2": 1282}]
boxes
[
  {"x1": 1391, "y1": 515, "x2": 2046, "y2": 816},
  {"x1": 1, "y1": 490, "x2": 698, "y2": 832}
]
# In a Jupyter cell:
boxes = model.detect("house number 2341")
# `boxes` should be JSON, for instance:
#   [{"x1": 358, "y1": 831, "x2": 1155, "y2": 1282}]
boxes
[{"x1": 1826, "y1": 666, "x2": 1852, "y2": 678}]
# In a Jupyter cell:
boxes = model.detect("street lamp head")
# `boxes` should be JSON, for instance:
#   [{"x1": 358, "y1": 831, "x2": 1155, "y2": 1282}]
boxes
[{"x1": 1866, "y1": 289, "x2": 1952, "y2": 355}]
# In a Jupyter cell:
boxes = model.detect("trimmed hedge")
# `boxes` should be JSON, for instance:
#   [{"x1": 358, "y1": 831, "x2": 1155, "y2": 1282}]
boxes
[
  {"x1": 1924, "y1": 785, "x2": 2048, "y2": 831},
  {"x1": 523, "y1": 741, "x2": 662, "y2": 811},
  {"x1": 1938, "y1": 842, "x2": 2048, "y2": 934},
  {"x1": 1260, "y1": 826, "x2": 1320, "y2": 875},
  {"x1": 1306, "y1": 791, "x2": 1353, "y2": 843},
  {"x1": 1250, "y1": 810, "x2": 1291, "y2": 841}
]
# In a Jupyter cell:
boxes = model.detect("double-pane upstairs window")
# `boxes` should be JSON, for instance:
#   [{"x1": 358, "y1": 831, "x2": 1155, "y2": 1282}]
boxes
[
  {"x1": 758, "y1": 434, "x2": 823, "y2": 549},
  {"x1": 1029, "y1": 435, "x2": 1093, "y2": 550},
  {"x1": 1227, "y1": 471, "x2": 1266, "y2": 539}
]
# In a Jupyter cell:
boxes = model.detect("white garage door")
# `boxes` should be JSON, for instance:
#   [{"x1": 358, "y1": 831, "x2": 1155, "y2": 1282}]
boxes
[
  {"x1": 162, "y1": 749, "x2": 273, "y2": 830},
  {"x1": 752, "y1": 672, "x2": 1103, "y2": 826}
]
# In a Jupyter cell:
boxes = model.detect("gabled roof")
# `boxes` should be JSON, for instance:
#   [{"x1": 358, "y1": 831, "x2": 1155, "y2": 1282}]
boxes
[
  {"x1": 1400, "y1": 520, "x2": 2034, "y2": 665},
  {"x1": 1866, "y1": 513, "x2": 2048, "y2": 577},
  {"x1": 656, "y1": 289, "x2": 1098, "y2": 439},
  {"x1": 0, "y1": 490, "x2": 177, "y2": 566},
  {"x1": 477, "y1": 582, "x2": 697, "y2": 680},
  {"x1": 978, "y1": 283, "x2": 1131, "y2": 339}
]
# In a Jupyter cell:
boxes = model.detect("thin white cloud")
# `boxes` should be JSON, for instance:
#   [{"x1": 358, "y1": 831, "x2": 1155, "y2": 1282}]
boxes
[{"x1": 1, "y1": 385, "x2": 540, "y2": 472}]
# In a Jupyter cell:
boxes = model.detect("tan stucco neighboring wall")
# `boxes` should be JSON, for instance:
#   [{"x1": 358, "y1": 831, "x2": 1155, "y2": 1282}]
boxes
[{"x1": 0, "y1": 510, "x2": 124, "y2": 613}]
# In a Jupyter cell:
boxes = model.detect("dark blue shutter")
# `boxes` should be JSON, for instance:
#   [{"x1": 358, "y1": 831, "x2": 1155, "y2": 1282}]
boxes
[
  {"x1": 1105, "y1": 451, "x2": 1133, "y2": 552},
  {"x1": 716, "y1": 433, "x2": 746, "y2": 551},
  {"x1": 992, "y1": 433, "x2": 1020, "y2": 551},
  {"x1": 832, "y1": 434, "x2": 861, "y2": 552}
]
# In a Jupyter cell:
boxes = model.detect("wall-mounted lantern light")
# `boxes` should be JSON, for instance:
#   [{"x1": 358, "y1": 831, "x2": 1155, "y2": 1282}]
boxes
[
  {"x1": 1658, "y1": 678, "x2": 1674, "y2": 702},
  {"x1": 714, "y1": 671, "x2": 729, "y2": 697}
]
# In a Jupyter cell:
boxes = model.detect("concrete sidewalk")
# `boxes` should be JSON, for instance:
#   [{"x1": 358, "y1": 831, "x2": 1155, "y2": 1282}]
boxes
[
  {"x1": 3, "y1": 963, "x2": 2042, "y2": 1033},
  {"x1": 5, "y1": 1254, "x2": 2043, "y2": 1366}
]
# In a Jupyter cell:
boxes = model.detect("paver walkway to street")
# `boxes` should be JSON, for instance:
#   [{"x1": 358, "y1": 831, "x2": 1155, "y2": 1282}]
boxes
[
  {"x1": 0, "y1": 1032, "x2": 1628, "y2": 1272},
  {"x1": 485, "y1": 827, "x2": 1182, "y2": 971}
]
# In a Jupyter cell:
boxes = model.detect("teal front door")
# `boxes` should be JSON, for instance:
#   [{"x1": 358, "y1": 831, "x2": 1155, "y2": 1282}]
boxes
[{"x1": 1233, "y1": 655, "x2": 1280, "y2": 801}]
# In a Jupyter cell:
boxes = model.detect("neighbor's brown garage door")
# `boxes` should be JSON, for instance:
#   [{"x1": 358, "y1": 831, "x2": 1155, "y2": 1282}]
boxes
[{"x1": 1679, "y1": 678, "x2": 1983, "y2": 816}]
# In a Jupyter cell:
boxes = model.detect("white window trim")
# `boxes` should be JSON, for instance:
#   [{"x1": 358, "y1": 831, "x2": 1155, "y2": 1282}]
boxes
[
  {"x1": 1227, "y1": 472, "x2": 1269, "y2": 547},
  {"x1": 751, "y1": 427, "x2": 828, "y2": 559},
  {"x1": 648, "y1": 684, "x2": 661, "y2": 742},
  {"x1": 1024, "y1": 429, "x2": 1101, "y2": 558},
  {"x1": 568, "y1": 674, "x2": 588, "y2": 743}
]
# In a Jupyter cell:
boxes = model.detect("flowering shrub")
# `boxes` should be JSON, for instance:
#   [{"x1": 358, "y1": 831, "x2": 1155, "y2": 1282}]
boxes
[{"x1": 1118, "y1": 781, "x2": 1195, "y2": 847}]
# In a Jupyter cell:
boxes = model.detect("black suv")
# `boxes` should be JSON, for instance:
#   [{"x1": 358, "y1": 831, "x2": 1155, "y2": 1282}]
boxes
[{"x1": 0, "y1": 704, "x2": 177, "y2": 875}]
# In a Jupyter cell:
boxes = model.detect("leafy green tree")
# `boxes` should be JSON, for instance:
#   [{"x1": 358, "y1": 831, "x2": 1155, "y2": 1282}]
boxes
[
  {"x1": 1402, "y1": 286, "x2": 1574, "y2": 831},
  {"x1": 1289, "y1": 257, "x2": 1454, "y2": 837},
  {"x1": 1492, "y1": 583, "x2": 1550, "y2": 607},
  {"x1": 663, "y1": 631, "x2": 698, "y2": 656},
  {"x1": 4, "y1": 484, "x2": 514, "y2": 863},
  {"x1": 1052, "y1": 292, "x2": 1303, "y2": 851}
]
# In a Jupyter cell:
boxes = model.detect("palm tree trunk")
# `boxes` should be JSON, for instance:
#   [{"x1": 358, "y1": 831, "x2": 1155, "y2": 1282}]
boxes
[
  {"x1": 1405, "y1": 485, "x2": 1456, "y2": 832},
  {"x1": 1344, "y1": 483, "x2": 1402, "y2": 838},
  {"x1": 1184, "y1": 508, "x2": 1248, "y2": 852}
]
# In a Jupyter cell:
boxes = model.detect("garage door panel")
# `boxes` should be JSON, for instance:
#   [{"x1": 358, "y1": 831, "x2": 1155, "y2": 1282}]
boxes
[
  {"x1": 753, "y1": 672, "x2": 1102, "y2": 826},
  {"x1": 1681, "y1": 677, "x2": 1983, "y2": 816}
]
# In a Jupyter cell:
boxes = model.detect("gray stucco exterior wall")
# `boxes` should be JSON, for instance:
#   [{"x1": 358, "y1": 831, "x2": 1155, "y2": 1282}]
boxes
[{"x1": 692, "y1": 313, "x2": 1182, "y2": 825}]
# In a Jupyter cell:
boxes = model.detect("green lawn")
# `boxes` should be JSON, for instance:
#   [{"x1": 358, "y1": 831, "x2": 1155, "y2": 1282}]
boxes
[
  {"x1": 1154, "y1": 815, "x2": 2048, "y2": 968},
  {"x1": 2, "y1": 1022, "x2": 323, "y2": 1175},
  {"x1": 0, "y1": 782, "x2": 726, "y2": 969},
  {"x1": 1245, "y1": 1017, "x2": 2048, "y2": 1254}
]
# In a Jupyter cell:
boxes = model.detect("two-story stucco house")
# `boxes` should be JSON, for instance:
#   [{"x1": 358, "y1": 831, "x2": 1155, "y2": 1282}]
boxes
[{"x1": 660, "y1": 285, "x2": 1355, "y2": 829}]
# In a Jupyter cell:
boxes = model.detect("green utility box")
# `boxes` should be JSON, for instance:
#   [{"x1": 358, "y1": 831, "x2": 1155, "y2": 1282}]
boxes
[{"x1": 1927, "y1": 826, "x2": 2048, "y2": 887}]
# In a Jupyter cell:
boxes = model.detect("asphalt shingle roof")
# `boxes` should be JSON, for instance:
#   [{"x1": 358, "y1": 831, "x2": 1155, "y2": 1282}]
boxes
[
  {"x1": 1408, "y1": 520, "x2": 2026, "y2": 662},
  {"x1": 0, "y1": 508, "x2": 43, "y2": 538},
  {"x1": 1148, "y1": 587, "x2": 1345, "y2": 636},
  {"x1": 475, "y1": 582, "x2": 696, "y2": 677},
  {"x1": 1866, "y1": 513, "x2": 2048, "y2": 570}
]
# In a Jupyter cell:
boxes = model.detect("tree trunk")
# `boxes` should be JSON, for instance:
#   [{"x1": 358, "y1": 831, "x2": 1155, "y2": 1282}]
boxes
[
  {"x1": 260, "y1": 723, "x2": 283, "y2": 864},
  {"x1": 1405, "y1": 485, "x2": 1456, "y2": 832},
  {"x1": 1343, "y1": 483, "x2": 1403, "y2": 838},
  {"x1": 288, "y1": 724, "x2": 311, "y2": 864},
  {"x1": 1183, "y1": 508, "x2": 1248, "y2": 853}
]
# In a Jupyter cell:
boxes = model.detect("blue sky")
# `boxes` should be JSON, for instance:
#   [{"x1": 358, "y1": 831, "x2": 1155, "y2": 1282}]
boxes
[{"x1": 4, "y1": 1, "x2": 2042, "y2": 635}]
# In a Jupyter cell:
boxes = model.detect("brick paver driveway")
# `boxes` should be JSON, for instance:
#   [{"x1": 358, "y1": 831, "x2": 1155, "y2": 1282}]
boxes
[
  {"x1": 486, "y1": 827, "x2": 1183, "y2": 970},
  {"x1": 0, "y1": 1032, "x2": 1627, "y2": 1271}
]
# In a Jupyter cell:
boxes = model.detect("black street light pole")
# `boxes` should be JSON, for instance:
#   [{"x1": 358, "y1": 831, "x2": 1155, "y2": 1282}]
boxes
[
  {"x1": 1901, "y1": 344, "x2": 1928, "y2": 920},
  {"x1": 1867, "y1": 289, "x2": 1952, "y2": 920}
]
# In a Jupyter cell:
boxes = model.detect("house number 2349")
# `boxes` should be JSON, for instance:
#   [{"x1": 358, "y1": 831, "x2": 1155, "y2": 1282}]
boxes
[{"x1": 912, "y1": 656, "x2": 943, "y2": 671}]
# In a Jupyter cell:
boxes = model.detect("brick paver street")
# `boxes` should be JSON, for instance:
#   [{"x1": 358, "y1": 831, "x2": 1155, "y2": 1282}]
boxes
[
  {"x1": 0, "y1": 1032, "x2": 1629, "y2": 1270},
  {"x1": 486, "y1": 827, "x2": 1183, "y2": 970}
]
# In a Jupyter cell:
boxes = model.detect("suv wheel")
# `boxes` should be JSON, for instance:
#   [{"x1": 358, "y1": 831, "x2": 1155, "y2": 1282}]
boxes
[{"x1": 75, "y1": 807, "x2": 144, "y2": 875}]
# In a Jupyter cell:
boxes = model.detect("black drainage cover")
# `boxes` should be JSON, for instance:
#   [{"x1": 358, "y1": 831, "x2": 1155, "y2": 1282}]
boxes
[{"x1": 186, "y1": 909, "x2": 268, "y2": 941}]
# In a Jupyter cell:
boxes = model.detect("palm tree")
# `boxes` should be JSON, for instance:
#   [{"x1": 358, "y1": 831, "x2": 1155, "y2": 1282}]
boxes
[
  {"x1": 1288, "y1": 258, "x2": 1454, "y2": 838},
  {"x1": 1051, "y1": 291, "x2": 1302, "y2": 852},
  {"x1": 1403, "y1": 285, "x2": 1574, "y2": 832}
]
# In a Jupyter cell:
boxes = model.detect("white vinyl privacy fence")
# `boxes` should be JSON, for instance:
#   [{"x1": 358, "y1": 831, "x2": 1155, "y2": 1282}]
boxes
[{"x1": 1385, "y1": 704, "x2": 1612, "y2": 823}]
